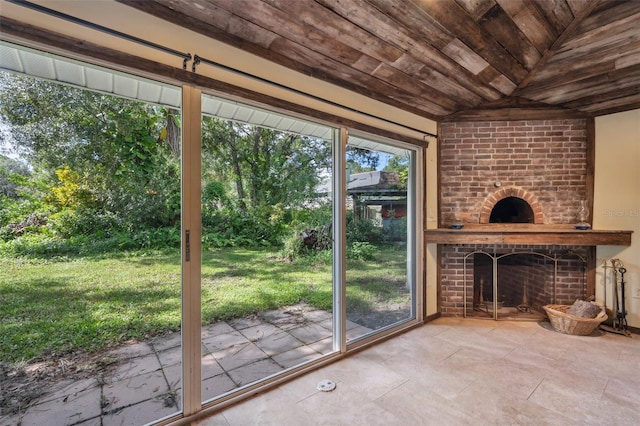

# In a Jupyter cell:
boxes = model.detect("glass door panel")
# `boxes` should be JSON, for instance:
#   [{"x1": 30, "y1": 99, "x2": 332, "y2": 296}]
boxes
[
  {"x1": 345, "y1": 138, "x2": 414, "y2": 342},
  {"x1": 199, "y1": 94, "x2": 334, "y2": 403},
  {"x1": 0, "y1": 62, "x2": 182, "y2": 425}
]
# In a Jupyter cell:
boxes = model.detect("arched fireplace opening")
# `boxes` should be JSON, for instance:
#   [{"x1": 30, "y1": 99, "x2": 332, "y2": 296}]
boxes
[{"x1": 489, "y1": 196, "x2": 534, "y2": 223}]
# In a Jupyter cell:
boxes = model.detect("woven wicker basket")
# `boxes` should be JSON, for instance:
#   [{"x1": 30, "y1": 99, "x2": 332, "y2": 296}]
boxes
[{"x1": 543, "y1": 304, "x2": 607, "y2": 336}]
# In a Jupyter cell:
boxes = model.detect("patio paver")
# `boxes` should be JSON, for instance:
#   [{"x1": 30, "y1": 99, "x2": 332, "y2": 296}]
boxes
[{"x1": 2, "y1": 305, "x2": 352, "y2": 426}]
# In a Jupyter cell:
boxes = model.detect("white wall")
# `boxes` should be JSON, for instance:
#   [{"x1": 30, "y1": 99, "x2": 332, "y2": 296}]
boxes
[{"x1": 594, "y1": 110, "x2": 640, "y2": 328}]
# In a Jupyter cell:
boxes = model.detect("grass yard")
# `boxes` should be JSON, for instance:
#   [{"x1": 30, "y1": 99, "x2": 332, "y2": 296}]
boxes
[{"x1": 0, "y1": 245, "x2": 407, "y2": 364}]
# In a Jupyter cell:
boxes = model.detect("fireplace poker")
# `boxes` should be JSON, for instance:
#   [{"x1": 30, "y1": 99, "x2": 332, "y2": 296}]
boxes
[
  {"x1": 614, "y1": 266, "x2": 630, "y2": 336},
  {"x1": 599, "y1": 259, "x2": 631, "y2": 337},
  {"x1": 603, "y1": 259, "x2": 631, "y2": 337}
]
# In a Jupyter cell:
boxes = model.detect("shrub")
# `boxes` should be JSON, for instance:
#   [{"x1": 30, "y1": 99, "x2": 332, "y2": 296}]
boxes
[
  {"x1": 48, "y1": 208, "x2": 122, "y2": 238},
  {"x1": 201, "y1": 206, "x2": 284, "y2": 249},
  {"x1": 347, "y1": 241, "x2": 378, "y2": 260},
  {"x1": 346, "y1": 211, "x2": 382, "y2": 243}
]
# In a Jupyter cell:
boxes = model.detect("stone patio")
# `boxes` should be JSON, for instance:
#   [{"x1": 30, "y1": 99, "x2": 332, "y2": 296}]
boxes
[{"x1": 2, "y1": 304, "x2": 371, "y2": 426}]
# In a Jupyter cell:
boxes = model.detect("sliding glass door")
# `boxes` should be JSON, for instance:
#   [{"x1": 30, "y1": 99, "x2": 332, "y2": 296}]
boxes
[
  {"x1": 199, "y1": 94, "x2": 335, "y2": 403},
  {"x1": 344, "y1": 136, "x2": 416, "y2": 343},
  {"x1": 1, "y1": 42, "x2": 422, "y2": 424}
]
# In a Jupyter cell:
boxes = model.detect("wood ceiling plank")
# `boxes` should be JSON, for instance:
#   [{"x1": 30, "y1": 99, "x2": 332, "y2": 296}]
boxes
[
  {"x1": 415, "y1": 66, "x2": 484, "y2": 106},
  {"x1": 564, "y1": 80, "x2": 640, "y2": 111},
  {"x1": 410, "y1": 0, "x2": 529, "y2": 83},
  {"x1": 568, "y1": 0, "x2": 640, "y2": 37},
  {"x1": 456, "y1": 0, "x2": 497, "y2": 20},
  {"x1": 532, "y1": 0, "x2": 576, "y2": 31},
  {"x1": 369, "y1": 63, "x2": 464, "y2": 112},
  {"x1": 565, "y1": 0, "x2": 599, "y2": 16},
  {"x1": 529, "y1": 64, "x2": 640, "y2": 104},
  {"x1": 496, "y1": 0, "x2": 557, "y2": 52},
  {"x1": 522, "y1": 61, "x2": 616, "y2": 98},
  {"x1": 478, "y1": 3, "x2": 542, "y2": 70},
  {"x1": 186, "y1": 0, "x2": 478, "y2": 111},
  {"x1": 360, "y1": 0, "x2": 505, "y2": 102},
  {"x1": 557, "y1": 11, "x2": 640, "y2": 56},
  {"x1": 514, "y1": 0, "x2": 600, "y2": 92},
  {"x1": 526, "y1": 38, "x2": 640, "y2": 92},
  {"x1": 254, "y1": 0, "x2": 403, "y2": 63},
  {"x1": 320, "y1": 0, "x2": 503, "y2": 101},
  {"x1": 250, "y1": 0, "x2": 478, "y2": 110},
  {"x1": 616, "y1": 51, "x2": 640, "y2": 70},
  {"x1": 580, "y1": 92, "x2": 640, "y2": 115},
  {"x1": 441, "y1": 38, "x2": 490, "y2": 75},
  {"x1": 489, "y1": 74, "x2": 518, "y2": 94},
  {"x1": 263, "y1": 37, "x2": 455, "y2": 115},
  {"x1": 119, "y1": 0, "x2": 447, "y2": 118}
]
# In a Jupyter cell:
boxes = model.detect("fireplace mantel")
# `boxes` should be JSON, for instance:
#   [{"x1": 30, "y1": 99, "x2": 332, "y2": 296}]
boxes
[{"x1": 424, "y1": 224, "x2": 632, "y2": 246}]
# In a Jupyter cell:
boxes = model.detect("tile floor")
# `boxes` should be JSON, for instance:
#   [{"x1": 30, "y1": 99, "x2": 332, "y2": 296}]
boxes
[
  {"x1": 4, "y1": 314, "x2": 639, "y2": 426},
  {"x1": 194, "y1": 317, "x2": 640, "y2": 426}
]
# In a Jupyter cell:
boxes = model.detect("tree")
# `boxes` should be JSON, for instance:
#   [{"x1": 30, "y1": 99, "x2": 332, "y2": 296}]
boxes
[
  {"x1": 0, "y1": 70, "x2": 334, "y2": 250},
  {"x1": 0, "y1": 71, "x2": 181, "y2": 239},
  {"x1": 0, "y1": 155, "x2": 29, "y2": 199},
  {"x1": 200, "y1": 117, "x2": 332, "y2": 247},
  {"x1": 201, "y1": 117, "x2": 331, "y2": 212},
  {"x1": 346, "y1": 146, "x2": 380, "y2": 172},
  {"x1": 383, "y1": 155, "x2": 409, "y2": 186}
]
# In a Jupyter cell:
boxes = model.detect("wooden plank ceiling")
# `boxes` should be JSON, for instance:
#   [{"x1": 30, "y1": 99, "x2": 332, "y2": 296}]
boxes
[{"x1": 118, "y1": 0, "x2": 640, "y2": 121}]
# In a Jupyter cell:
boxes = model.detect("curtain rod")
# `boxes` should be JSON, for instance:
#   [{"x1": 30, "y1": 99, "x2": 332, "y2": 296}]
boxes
[
  {"x1": 8, "y1": 0, "x2": 437, "y2": 140},
  {"x1": 7, "y1": 0, "x2": 192, "y2": 65},
  {"x1": 192, "y1": 54, "x2": 437, "y2": 140}
]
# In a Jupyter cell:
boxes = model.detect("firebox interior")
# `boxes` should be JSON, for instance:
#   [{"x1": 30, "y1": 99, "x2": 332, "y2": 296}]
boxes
[{"x1": 489, "y1": 197, "x2": 534, "y2": 223}]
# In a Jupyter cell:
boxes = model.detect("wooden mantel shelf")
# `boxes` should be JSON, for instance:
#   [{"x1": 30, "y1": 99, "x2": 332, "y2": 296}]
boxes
[{"x1": 424, "y1": 225, "x2": 632, "y2": 246}]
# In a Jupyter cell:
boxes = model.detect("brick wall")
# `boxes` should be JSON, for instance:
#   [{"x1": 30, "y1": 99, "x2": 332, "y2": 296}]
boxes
[
  {"x1": 439, "y1": 119, "x2": 588, "y2": 226},
  {"x1": 438, "y1": 119, "x2": 589, "y2": 316}
]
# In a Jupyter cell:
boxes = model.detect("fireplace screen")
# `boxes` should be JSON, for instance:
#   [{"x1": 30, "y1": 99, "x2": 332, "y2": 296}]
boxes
[{"x1": 464, "y1": 249, "x2": 587, "y2": 320}]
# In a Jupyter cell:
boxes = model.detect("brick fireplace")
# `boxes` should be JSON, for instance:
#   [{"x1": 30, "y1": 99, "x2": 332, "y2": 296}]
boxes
[
  {"x1": 439, "y1": 119, "x2": 588, "y2": 226},
  {"x1": 435, "y1": 118, "x2": 591, "y2": 319}
]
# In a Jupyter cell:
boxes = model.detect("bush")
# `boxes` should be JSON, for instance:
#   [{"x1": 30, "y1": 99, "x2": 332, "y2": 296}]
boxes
[
  {"x1": 280, "y1": 230, "x2": 306, "y2": 260},
  {"x1": 347, "y1": 241, "x2": 378, "y2": 260},
  {"x1": 201, "y1": 206, "x2": 284, "y2": 249},
  {"x1": 48, "y1": 208, "x2": 122, "y2": 239},
  {"x1": 346, "y1": 211, "x2": 382, "y2": 243}
]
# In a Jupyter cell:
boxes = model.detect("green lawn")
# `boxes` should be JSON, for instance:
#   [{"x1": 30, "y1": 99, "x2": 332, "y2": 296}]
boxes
[{"x1": 0, "y1": 246, "x2": 407, "y2": 364}]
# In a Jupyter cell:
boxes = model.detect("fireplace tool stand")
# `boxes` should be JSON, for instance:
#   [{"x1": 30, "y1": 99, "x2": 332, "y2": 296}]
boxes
[{"x1": 600, "y1": 259, "x2": 631, "y2": 337}]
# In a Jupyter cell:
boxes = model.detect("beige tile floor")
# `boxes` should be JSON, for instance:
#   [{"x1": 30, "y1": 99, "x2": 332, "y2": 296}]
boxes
[{"x1": 194, "y1": 317, "x2": 640, "y2": 426}]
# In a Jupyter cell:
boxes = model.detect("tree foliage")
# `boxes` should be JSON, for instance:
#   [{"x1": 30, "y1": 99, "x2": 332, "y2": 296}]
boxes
[
  {"x1": 383, "y1": 155, "x2": 409, "y2": 185},
  {"x1": 0, "y1": 71, "x2": 334, "y2": 254},
  {"x1": 201, "y1": 117, "x2": 332, "y2": 248},
  {"x1": 0, "y1": 72, "x2": 180, "y2": 251}
]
